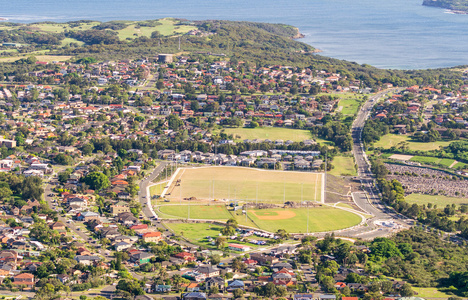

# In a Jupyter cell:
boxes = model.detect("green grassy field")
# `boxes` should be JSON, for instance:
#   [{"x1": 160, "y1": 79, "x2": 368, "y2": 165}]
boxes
[
  {"x1": 406, "y1": 193, "x2": 468, "y2": 207},
  {"x1": 164, "y1": 167, "x2": 323, "y2": 203},
  {"x1": 409, "y1": 156, "x2": 455, "y2": 167},
  {"x1": 117, "y1": 19, "x2": 196, "y2": 39},
  {"x1": 454, "y1": 161, "x2": 468, "y2": 170},
  {"x1": 329, "y1": 156, "x2": 356, "y2": 176},
  {"x1": 158, "y1": 204, "x2": 233, "y2": 220},
  {"x1": 164, "y1": 222, "x2": 269, "y2": 250},
  {"x1": 61, "y1": 37, "x2": 85, "y2": 47},
  {"x1": 165, "y1": 222, "x2": 224, "y2": 243},
  {"x1": 149, "y1": 182, "x2": 166, "y2": 197},
  {"x1": 159, "y1": 205, "x2": 362, "y2": 233},
  {"x1": 411, "y1": 287, "x2": 452, "y2": 299},
  {"x1": 335, "y1": 203, "x2": 354, "y2": 209},
  {"x1": 373, "y1": 134, "x2": 451, "y2": 151},
  {"x1": 0, "y1": 49, "x2": 19, "y2": 54},
  {"x1": 0, "y1": 55, "x2": 72, "y2": 63},
  {"x1": 27, "y1": 21, "x2": 101, "y2": 33},
  {"x1": 338, "y1": 98, "x2": 363, "y2": 115},
  {"x1": 223, "y1": 127, "x2": 313, "y2": 142},
  {"x1": 246, "y1": 207, "x2": 361, "y2": 233},
  {"x1": 12, "y1": 19, "x2": 195, "y2": 43}
]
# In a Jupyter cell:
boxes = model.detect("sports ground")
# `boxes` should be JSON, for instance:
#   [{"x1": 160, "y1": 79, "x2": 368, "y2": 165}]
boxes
[
  {"x1": 156, "y1": 204, "x2": 363, "y2": 233},
  {"x1": 160, "y1": 166, "x2": 324, "y2": 203}
]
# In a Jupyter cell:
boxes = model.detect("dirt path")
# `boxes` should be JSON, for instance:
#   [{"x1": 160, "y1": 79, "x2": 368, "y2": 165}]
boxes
[{"x1": 449, "y1": 160, "x2": 458, "y2": 168}]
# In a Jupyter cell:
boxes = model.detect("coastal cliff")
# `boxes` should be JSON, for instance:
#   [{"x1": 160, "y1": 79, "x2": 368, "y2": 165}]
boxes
[
  {"x1": 292, "y1": 27, "x2": 305, "y2": 39},
  {"x1": 423, "y1": 0, "x2": 468, "y2": 13}
]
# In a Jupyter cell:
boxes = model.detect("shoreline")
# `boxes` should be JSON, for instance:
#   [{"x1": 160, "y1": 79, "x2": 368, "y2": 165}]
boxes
[{"x1": 292, "y1": 27, "x2": 305, "y2": 39}]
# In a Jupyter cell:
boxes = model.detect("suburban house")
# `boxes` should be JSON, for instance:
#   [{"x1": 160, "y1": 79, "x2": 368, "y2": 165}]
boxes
[
  {"x1": 182, "y1": 292, "x2": 207, "y2": 300},
  {"x1": 13, "y1": 273, "x2": 35, "y2": 288},
  {"x1": 130, "y1": 252, "x2": 154, "y2": 265},
  {"x1": 226, "y1": 280, "x2": 245, "y2": 292},
  {"x1": 174, "y1": 252, "x2": 196, "y2": 262},
  {"x1": 74, "y1": 255, "x2": 101, "y2": 265},
  {"x1": 142, "y1": 231, "x2": 162, "y2": 243},
  {"x1": 228, "y1": 244, "x2": 251, "y2": 252},
  {"x1": 205, "y1": 276, "x2": 224, "y2": 291},
  {"x1": 196, "y1": 265, "x2": 220, "y2": 278},
  {"x1": 111, "y1": 201, "x2": 131, "y2": 215}
]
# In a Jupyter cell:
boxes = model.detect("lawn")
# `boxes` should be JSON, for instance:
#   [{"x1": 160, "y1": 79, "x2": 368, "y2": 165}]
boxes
[
  {"x1": 0, "y1": 55, "x2": 72, "y2": 63},
  {"x1": 161, "y1": 205, "x2": 362, "y2": 233},
  {"x1": 164, "y1": 222, "x2": 268, "y2": 250},
  {"x1": 28, "y1": 21, "x2": 100, "y2": 33},
  {"x1": 329, "y1": 156, "x2": 356, "y2": 176},
  {"x1": 61, "y1": 37, "x2": 85, "y2": 47},
  {"x1": 335, "y1": 202, "x2": 354, "y2": 209},
  {"x1": 164, "y1": 166, "x2": 323, "y2": 203},
  {"x1": 406, "y1": 193, "x2": 468, "y2": 207},
  {"x1": 373, "y1": 134, "x2": 451, "y2": 151},
  {"x1": 149, "y1": 182, "x2": 166, "y2": 197},
  {"x1": 117, "y1": 19, "x2": 196, "y2": 39},
  {"x1": 158, "y1": 204, "x2": 233, "y2": 220},
  {"x1": 222, "y1": 127, "x2": 313, "y2": 142},
  {"x1": 411, "y1": 287, "x2": 452, "y2": 298},
  {"x1": 245, "y1": 207, "x2": 362, "y2": 233},
  {"x1": 454, "y1": 161, "x2": 468, "y2": 170},
  {"x1": 338, "y1": 98, "x2": 363, "y2": 115},
  {"x1": 0, "y1": 49, "x2": 18, "y2": 54},
  {"x1": 409, "y1": 156, "x2": 455, "y2": 167},
  {"x1": 165, "y1": 222, "x2": 224, "y2": 244}
]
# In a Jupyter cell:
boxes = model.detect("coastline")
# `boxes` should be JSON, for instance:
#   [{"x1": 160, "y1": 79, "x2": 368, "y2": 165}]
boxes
[
  {"x1": 422, "y1": 0, "x2": 468, "y2": 14},
  {"x1": 292, "y1": 27, "x2": 322, "y2": 53},
  {"x1": 292, "y1": 27, "x2": 305, "y2": 39}
]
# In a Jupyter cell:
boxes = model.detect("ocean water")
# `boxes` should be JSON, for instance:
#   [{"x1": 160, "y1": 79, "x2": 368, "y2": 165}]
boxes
[{"x1": 2, "y1": 0, "x2": 468, "y2": 69}]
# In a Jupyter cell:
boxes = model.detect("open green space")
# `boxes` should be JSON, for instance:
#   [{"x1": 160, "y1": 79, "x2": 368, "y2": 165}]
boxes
[
  {"x1": 410, "y1": 287, "x2": 452, "y2": 299},
  {"x1": 0, "y1": 49, "x2": 19, "y2": 54},
  {"x1": 164, "y1": 222, "x2": 268, "y2": 250},
  {"x1": 335, "y1": 202, "x2": 354, "y2": 209},
  {"x1": 158, "y1": 204, "x2": 233, "y2": 220},
  {"x1": 158, "y1": 204, "x2": 362, "y2": 233},
  {"x1": 409, "y1": 155, "x2": 455, "y2": 167},
  {"x1": 117, "y1": 19, "x2": 196, "y2": 39},
  {"x1": 329, "y1": 156, "x2": 356, "y2": 176},
  {"x1": 246, "y1": 207, "x2": 361, "y2": 233},
  {"x1": 373, "y1": 134, "x2": 451, "y2": 151},
  {"x1": 164, "y1": 167, "x2": 323, "y2": 203},
  {"x1": 61, "y1": 37, "x2": 85, "y2": 47},
  {"x1": 316, "y1": 92, "x2": 357, "y2": 99},
  {"x1": 0, "y1": 55, "x2": 72, "y2": 63},
  {"x1": 149, "y1": 182, "x2": 166, "y2": 197},
  {"x1": 28, "y1": 21, "x2": 100, "y2": 33},
  {"x1": 406, "y1": 193, "x2": 468, "y2": 207},
  {"x1": 338, "y1": 98, "x2": 363, "y2": 115},
  {"x1": 165, "y1": 222, "x2": 224, "y2": 244},
  {"x1": 454, "y1": 161, "x2": 468, "y2": 170},
  {"x1": 10, "y1": 19, "x2": 195, "y2": 43},
  {"x1": 223, "y1": 127, "x2": 313, "y2": 142}
]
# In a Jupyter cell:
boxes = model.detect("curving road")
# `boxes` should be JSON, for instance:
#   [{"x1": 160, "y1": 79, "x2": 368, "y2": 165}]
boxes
[
  {"x1": 351, "y1": 89, "x2": 404, "y2": 219},
  {"x1": 138, "y1": 161, "x2": 170, "y2": 223}
]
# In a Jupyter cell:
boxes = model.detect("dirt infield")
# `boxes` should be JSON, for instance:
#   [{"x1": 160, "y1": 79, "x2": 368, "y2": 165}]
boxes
[
  {"x1": 251, "y1": 210, "x2": 296, "y2": 220},
  {"x1": 389, "y1": 154, "x2": 414, "y2": 161}
]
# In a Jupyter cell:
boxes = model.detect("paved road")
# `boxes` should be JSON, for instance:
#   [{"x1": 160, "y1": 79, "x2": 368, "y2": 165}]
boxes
[
  {"x1": 351, "y1": 89, "x2": 398, "y2": 218},
  {"x1": 138, "y1": 161, "x2": 170, "y2": 222},
  {"x1": 44, "y1": 176, "x2": 91, "y2": 242},
  {"x1": 347, "y1": 88, "x2": 415, "y2": 237}
]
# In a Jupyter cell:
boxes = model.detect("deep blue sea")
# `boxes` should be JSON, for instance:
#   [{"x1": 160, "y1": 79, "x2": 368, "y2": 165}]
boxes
[{"x1": 2, "y1": 0, "x2": 468, "y2": 70}]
